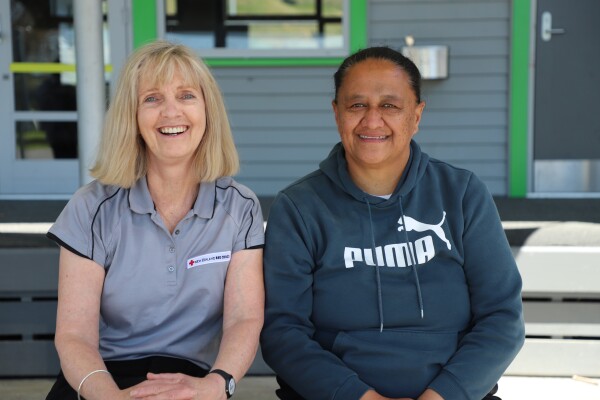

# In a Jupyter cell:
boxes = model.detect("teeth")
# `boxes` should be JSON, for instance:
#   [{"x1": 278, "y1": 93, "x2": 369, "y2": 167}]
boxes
[
  {"x1": 359, "y1": 135, "x2": 386, "y2": 139},
  {"x1": 160, "y1": 126, "x2": 187, "y2": 135}
]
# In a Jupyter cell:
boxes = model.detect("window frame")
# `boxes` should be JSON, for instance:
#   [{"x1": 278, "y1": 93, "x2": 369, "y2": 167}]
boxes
[{"x1": 132, "y1": 0, "x2": 366, "y2": 67}]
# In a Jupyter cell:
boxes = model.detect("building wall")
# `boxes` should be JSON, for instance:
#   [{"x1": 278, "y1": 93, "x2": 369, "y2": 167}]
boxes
[
  {"x1": 215, "y1": 67, "x2": 339, "y2": 196},
  {"x1": 214, "y1": 0, "x2": 511, "y2": 196}
]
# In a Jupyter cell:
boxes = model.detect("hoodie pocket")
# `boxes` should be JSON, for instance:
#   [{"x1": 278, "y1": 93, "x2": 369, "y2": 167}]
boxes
[{"x1": 331, "y1": 329, "x2": 458, "y2": 398}]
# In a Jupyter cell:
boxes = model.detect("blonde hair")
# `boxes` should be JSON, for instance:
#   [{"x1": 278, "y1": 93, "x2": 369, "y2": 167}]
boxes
[{"x1": 91, "y1": 40, "x2": 239, "y2": 187}]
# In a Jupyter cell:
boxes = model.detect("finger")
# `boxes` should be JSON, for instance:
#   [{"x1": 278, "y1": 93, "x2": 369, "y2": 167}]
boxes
[
  {"x1": 130, "y1": 382, "x2": 178, "y2": 398},
  {"x1": 146, "y1": 372, "x2": 184, "y2": 382},
  {"x1": 131, "y1": 386, "x2": 196, "y2": 400}
]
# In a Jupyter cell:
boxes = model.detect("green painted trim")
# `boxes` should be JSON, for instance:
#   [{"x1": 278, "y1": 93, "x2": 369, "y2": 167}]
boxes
[
  {"x1": 205, "y1": 57, "x2": 344, "y2": 68},
  {"x1": 509, "y1": 0, "x2": 530, "y2": 198},
  {"x1": 10, "y1": 63, "x2": 112, "y2": 73},
  {"x1": 349, "y1": 0, "x2": 368, "y2": 53},
  {"x1": 132, "y1": 0, "x2": 157, "y2": 48}
]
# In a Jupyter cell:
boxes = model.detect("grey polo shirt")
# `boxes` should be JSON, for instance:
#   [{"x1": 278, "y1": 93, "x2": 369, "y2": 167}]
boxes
[{"x1": 47, "y1": 176, "x2": 264, "y2": 369}]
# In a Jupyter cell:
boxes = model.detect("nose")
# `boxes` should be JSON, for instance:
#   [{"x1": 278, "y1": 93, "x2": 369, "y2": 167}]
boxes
[
  {"x1": 160, "y1": 96, "x2": 182, "y2": 117},
  {"x1": 361, "y1": 107, "x2": 385, "y2": 129}
]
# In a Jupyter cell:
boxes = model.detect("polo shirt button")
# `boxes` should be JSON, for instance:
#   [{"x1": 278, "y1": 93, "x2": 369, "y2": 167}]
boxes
[
  {"x1": 168, "y1": 266, "x2": 175, "y2": 272},
  {"x1": 174, "y1": 230, "x2": 180, "y2": 235},
  {"x1": 169, "y1": 246, "x2": 175, "y2": 253}
]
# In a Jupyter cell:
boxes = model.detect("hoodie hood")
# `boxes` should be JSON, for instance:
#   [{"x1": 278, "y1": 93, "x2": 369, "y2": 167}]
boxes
[{"x1": 319, "y1": 140, "x2": 430, "y2": 204}]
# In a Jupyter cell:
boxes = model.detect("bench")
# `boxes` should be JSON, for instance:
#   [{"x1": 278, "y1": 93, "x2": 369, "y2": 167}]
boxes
[
  {"x1": 505, "y1": 222, "x2": 600, "y2": 377},
  {"x1": 0, "y1": 247, "x2": 59, "y2": 376},
  {"x1": 1, "y1": 221, "x2": 599, "y2": 377}
]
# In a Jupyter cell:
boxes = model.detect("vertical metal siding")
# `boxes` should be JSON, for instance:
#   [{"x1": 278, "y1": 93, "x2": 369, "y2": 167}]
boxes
[{"x1": 214, "y1": 67, "x2": 340, "y2": 195}]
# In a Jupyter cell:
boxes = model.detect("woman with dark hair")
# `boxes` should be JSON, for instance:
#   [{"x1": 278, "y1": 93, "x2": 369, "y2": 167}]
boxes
[{"x1": 260, "y1": 47, "x2": 524, "y2": 400}]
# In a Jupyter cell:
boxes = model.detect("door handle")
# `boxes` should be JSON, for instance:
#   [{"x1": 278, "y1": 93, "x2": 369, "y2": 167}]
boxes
[{"x1": 541, "y1": 11, "x2": 566, "y2": 41}]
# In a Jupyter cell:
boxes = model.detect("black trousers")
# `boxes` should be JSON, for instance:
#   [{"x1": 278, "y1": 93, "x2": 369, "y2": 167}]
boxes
[
  {"x1": 45, "y1": 356, "x2": 209, "y2": 400},
  {"x1": 275, "y1": 376, "x2": 501, "y2": 400}
]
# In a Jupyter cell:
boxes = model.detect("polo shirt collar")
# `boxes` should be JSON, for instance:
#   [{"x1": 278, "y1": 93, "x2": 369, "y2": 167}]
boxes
[
  {"x1": 129, "y1": 176, "x2": 155, "y2": 214},
  {"x1": 128, "y1": 175, "x2": 216, "y2": 219},
  {"x1": 193, "y1": 180, "x2": 216, "y2": 219}
]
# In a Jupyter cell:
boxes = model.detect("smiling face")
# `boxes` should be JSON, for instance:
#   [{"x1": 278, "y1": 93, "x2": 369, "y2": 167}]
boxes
[
  {"x1": 332, "y1": 58, "x2": 425, "y2": 177},
  {"x1": 137, "y1": 69, "x2": 206, "y2": 168}
]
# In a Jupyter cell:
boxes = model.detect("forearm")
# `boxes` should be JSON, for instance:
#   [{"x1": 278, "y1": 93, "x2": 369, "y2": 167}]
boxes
[
  {"x1": 56, "y1": 333, "x2": 125, "y2": 400},
  {"x1": 212, "y1": 315, "x2": 263, "y2": 382}
]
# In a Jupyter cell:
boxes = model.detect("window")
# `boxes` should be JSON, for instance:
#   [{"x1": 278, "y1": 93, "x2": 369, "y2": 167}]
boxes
[{"x1": 157, "y1": 0, "x2": 353, "y2": 60}]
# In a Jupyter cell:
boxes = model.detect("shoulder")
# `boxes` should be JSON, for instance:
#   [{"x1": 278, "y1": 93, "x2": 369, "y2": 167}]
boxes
[
  {"x1": 425, "y1": 157, "x2": 487, "y2": 192},
  {"x1": 49, "y1": 180, "x2": 128, "y2": 261},
  {"x1": 279, "y1": 169, "x2": 325, "y2": 200},
  {"x1": 66, "y1": 180, "x2": 126, "y2": 222},
  {"x1": 426, "y1": 157, "x2": 474, "y2": 180},
  {"x1": 214, "y1": 177, "x2": 262, "y2": 221},
  {"x1": 214, "y1": 176, "x2": 260, "y2": 206}
]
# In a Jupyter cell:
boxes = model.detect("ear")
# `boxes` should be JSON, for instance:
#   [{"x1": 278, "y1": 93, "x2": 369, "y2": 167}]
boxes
[
  {"x1": 331, "y1": 100, "x2": 340, "y2": 126},
  {"x1": 412, "y1": 101, "x2": 426, "y2": 135}
]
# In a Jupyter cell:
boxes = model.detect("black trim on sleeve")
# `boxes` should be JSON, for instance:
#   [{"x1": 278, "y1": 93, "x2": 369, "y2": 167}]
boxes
[
  {"x1": 216, "y1": 184, "x2": 259, "y2": 249},
  {"x1": 90, "y1": 188, "x2": 121, "y2": 260},
  {"x1": 46, "y1": 232, "x2": 92, "y2": 260},
  {"x1": 246, "y1": 244, "x2": 264, "y2": 250}
]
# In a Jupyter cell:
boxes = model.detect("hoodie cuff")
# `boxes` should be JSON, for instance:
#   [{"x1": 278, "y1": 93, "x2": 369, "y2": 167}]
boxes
[
  {"x1": 428, "y1": 370, "x2": 470, "y2": 400},
  {"x1": 332, "y1": 375, "x2": 372, "y2": 400}
]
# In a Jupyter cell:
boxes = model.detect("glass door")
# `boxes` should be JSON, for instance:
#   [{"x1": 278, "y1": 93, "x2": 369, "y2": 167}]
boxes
[{"x1": 0, "y1": 0, "x2": 111, "y2": 197}]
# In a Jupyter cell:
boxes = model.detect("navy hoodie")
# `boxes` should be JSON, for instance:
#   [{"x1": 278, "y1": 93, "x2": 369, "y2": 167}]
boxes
[{"x1": 261, "y1": 141, "x2": 525, "y2": 400}]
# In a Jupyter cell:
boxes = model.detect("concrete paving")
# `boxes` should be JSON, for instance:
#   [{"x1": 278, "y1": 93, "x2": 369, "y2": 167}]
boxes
[{"x1": 1, "y1": 375, "x2": 599, "y2": 400}]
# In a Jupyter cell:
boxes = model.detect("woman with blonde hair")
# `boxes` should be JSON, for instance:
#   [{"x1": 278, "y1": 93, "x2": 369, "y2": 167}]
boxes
[{"x1": 46, "y1": 40, "x2": 264, "y2": 400}]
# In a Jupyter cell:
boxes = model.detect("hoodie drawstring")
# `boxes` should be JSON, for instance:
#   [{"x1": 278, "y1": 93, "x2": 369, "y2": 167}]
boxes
[
  {"x1": 398, "y1": 198, "x2": 425, "y2": 319},
  {"x1": 365, "y1": 198, "x2": 385, "y2": 332}
]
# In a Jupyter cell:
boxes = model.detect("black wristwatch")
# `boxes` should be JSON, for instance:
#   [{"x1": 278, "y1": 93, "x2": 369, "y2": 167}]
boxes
[{"x1": 209, "y1": 369, "x2": 236, "y2": 398}]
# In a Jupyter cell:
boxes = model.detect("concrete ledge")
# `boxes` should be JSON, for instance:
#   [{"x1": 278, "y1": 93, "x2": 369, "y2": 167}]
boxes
[{"x1": 514, "y1": 246, "x2": 600, "y2": 297}]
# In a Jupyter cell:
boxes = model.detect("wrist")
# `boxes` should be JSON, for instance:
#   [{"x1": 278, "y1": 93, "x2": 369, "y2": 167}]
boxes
[
  {"x1": 418, "y1": 388, "x2": 444, "y2": 400},
  {"x1": 360, "y1": 389, "x2": 383, "y2": 400},
  {"x1": 208, "y1": 368, "x2": 236, "y2": 398}
]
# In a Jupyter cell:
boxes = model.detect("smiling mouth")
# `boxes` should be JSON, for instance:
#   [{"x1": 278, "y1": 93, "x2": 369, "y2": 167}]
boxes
[
  {"x1": 359, "y1": 134, "x2": 387, "y2": 140},
  {"x1": 159, "y1": 126, "x2": 188, "y2": 136}
]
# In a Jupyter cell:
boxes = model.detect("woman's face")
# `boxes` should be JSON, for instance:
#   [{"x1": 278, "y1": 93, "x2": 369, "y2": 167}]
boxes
[
  {"x1": 137, "y1": 69, "x2": 206, "y2": 168},
  {"x1": 332, "y1": 58, "x2": 424, "y2": 175}
]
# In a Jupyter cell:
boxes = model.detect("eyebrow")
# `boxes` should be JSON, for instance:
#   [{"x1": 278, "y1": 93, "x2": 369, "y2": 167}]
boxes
[
  {"x1": 138, "y1": 84, "x2": 199, "y2": 96},
  {"x1": 343, "y1": 94, "x2": 404, "y2": 102}
]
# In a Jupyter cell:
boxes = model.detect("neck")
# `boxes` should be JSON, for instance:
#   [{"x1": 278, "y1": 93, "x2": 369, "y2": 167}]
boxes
[
  {"x1": 346, "y1": 150, "x2": 410, "y2": 196},
  {"x1": 146, "y1": 162, "x2": 200, "y2": 233},
  {"x1": 348, "y1": 164, "x2": 404, "y2": 196}
]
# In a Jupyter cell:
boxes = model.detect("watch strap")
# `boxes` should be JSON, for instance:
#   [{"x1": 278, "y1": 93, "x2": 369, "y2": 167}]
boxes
[{"x1": 209, "y1": 369, "x2": 235, "y2": 398}]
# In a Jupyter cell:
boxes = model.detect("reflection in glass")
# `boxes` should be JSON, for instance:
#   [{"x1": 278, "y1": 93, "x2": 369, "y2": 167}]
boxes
[
  {"x1": 12, "y1": 0, "x2": 70, "y2": 63},
  {"x1": 11, "y1": 0, "x2": 110, "y2": 74},
  {"x1": 165, "y1": 0, "x2": 343, "y2": 50},
  {"x1": 16, "y1": 121, "x2": 78, "y2": 159},
  {"x1": 14, "y1": 73, "x2": 77, "y2": 112}
]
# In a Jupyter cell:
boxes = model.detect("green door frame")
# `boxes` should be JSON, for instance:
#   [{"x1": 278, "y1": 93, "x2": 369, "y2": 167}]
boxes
[{"x1": 509, "y1": 0, "x2": 531, "y2": 198}]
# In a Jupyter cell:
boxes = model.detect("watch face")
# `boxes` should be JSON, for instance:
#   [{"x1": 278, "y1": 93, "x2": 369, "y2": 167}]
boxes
[{"x1": 227, "y1": 378, "x2": 236, "y2": 395}]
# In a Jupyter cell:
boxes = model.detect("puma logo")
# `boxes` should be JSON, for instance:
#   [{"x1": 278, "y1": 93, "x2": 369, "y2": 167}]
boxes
[{"x1": 398, "y1": 212, "x2": 451, "y2": 250}]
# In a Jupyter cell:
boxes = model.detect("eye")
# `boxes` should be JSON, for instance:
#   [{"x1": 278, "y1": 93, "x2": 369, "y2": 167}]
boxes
[
  {"x1": 350, "y1": 103, "x2": 366, "y2": 109},
  {"x1": 382, "y1": 103, "x2": 397, "y2": 108},
  {"x1": 143, "y1": 95, "x2": 158, "y2": 103},
  {"x1": 181, "y1": 92, "x2": 196, "y2": 100}
]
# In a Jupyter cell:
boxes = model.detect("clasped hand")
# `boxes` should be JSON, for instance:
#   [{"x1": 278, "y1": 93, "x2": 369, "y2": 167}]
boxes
[
  {"x1": 127, "y1": 372, "x2": 226, "y2": 400},
  {"x1": 361, "y1": 388, "x2": 444, "y2": 400}
]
